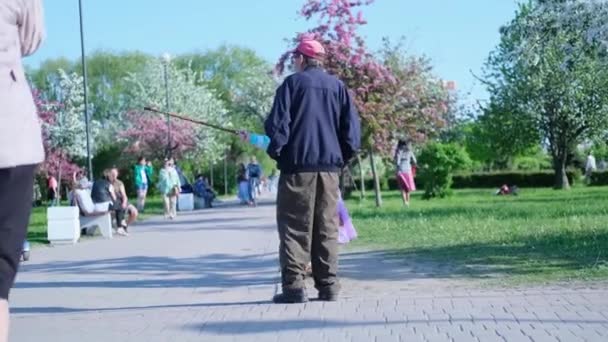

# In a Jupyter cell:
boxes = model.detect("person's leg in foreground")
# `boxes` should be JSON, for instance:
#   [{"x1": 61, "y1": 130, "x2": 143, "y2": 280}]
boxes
[
  {"x1": 0, "y1": 165, "x2": 36, "y2": 342},
  {"x1": 311, "y1": 173, "x2": 340, "y2": 301},
  {"x1": 274, "y1": 173, "x2": 316, "y2": 303},
  {"x1": 273, "y1": 173, "x2": 341, "y2": 303}
]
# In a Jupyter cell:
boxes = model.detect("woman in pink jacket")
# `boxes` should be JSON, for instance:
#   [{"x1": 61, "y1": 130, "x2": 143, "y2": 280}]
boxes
[{"x1": 0, "y1": 1, "x2": 45, "y2": 340}]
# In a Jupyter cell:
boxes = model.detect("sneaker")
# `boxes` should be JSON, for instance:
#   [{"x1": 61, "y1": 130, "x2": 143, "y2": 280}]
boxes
[
  {"x1": 272, "y1": 289, "x2": 308, "y2": 304},
  {"x1": 116, "y1": 227, "x2": 128, "y2": 236},
  {"x1": 318, "y1": 291, "x2": 339, "y2": 302}
]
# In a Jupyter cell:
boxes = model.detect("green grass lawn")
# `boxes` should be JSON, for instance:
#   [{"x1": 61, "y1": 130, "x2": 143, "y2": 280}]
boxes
[{"x1": 347, "y1": 187, "x2": 608, "y2": 283}]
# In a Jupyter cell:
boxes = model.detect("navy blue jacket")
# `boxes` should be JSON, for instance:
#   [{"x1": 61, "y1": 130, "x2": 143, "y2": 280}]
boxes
[{"x1": 264, "y1": 67, "x2": 361, "y2": 174}]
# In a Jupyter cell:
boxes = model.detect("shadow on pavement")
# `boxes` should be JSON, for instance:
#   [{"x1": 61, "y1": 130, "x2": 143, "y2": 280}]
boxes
[
  {"x1": 183, "y1": 317, "x2": 608, "y2": 335},
  {"x1": 15, "y1": 252, "x2": 279, "y2": 289},
  {"x1": 11, "y1": 300, "x2": 272, "y2": 315}
]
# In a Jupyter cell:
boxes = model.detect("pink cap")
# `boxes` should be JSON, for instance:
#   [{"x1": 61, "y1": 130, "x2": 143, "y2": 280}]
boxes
[{"x1": 295, "y1": 38, "x2": 326, "y2": 58}]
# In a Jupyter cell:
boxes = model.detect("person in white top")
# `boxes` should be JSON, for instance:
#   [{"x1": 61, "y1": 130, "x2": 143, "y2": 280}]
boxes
[
  {"x1": 585, "y1": 153, "x2": 597, "y2": 184},
  {"x1": 0, "y1": 1, "x2": 46, "y2": 341}
]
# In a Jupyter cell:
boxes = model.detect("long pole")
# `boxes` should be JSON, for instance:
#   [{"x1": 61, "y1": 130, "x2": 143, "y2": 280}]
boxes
[
  {"x1": 223, "y1": 150, "x2": 228, "y2": 195},
  {"x1": 78, "y1": 0, "x2": 93, "y2": 180},
  {"x1": 163, "y1": 62, "x2": 171, "y2": 158},
  {"x1": 143, "y1": 107, "x2": 239, "y2": 135}
]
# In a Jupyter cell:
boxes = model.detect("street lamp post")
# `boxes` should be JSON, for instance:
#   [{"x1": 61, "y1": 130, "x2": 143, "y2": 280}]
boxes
[
  {"x1": 161, "y1": 53, "x2": 171, "y2": 158},
  {"x1": 78, "y1": 0, "x2": 93, "y2": 180},
  {"x1": 442, "y1": 80, "x2": 457, "y2": 129}
]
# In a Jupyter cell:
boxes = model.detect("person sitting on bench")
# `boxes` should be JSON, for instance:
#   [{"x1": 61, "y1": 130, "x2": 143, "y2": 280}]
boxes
[
  {"x1": 193, "y1": 174, "x2": 216, "y2": 208},
  {"x1": 91, "y1": 169, "x2": 128, "y2": 236},
  {"x1": 110, "y1": 167, "x2": 138, "y2": 234}
]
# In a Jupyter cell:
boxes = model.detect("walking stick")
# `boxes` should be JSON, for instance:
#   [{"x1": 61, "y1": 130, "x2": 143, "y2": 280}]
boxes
[{"x1": 143, "y1": 107, "x2": 239, "y2": 135}]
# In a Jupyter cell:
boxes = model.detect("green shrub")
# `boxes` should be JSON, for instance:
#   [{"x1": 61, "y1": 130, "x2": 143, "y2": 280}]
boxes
[{"x1": 418, "y1": 143, "x2": 472, "y2": 199}]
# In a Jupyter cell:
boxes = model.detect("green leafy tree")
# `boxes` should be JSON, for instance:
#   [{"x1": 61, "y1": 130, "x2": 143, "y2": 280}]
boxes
[
  {"x1": 45, "y1": 70, "x2": 101, "y2": 159},
  {"x1": 484, "y1": 0, "x2": 608, "y2": 189},
  {"x1": 176, "y1": 45, "x2": 276, "y2": 128},
  {"x1": 121, "y1": 58, "x2": 229, "y2": 162}
]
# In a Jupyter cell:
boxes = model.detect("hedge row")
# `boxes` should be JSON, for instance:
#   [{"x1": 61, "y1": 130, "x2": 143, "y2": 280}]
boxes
[
  {"x1": 589, "y1": 171, "x2": 608, "y2": 186},
  {"x1": 351, "y1": 171, "x2": 579, "y2": 191},
  {"x1": 450, "y1": 171, "x2": 577, "y2": 189}
]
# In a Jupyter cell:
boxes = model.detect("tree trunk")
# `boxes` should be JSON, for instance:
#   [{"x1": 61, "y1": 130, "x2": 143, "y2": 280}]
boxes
[
  {"x1": 357, "y1": 154, "x2": 365, "y2": 200},
  {"x1": 368, "y1": 147, "x2": 382, "y2": 207},
  {"x1": 553, "y1": 153, "x2": 570, "y2": 190}
]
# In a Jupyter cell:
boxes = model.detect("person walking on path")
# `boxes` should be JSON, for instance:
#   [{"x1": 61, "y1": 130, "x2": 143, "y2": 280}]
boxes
[
  {"x1": 247, "y1": 156, "x2": 263, "y2": 204},
  {"x1": 264, "y1": 37, "x2": 361, "y2": 303},
  {"x1": 236, "y1": 163, "x2": 251, "y2": 205},
  {"x1": 0, "y1": 0, "x2": 46, "y2": 340},
  {"x1": 134, "y1": 157, "x2": 153, "y2": 212},
  {"x1": 158, "y1": 158, "x2": 180, "y2": 219},
  {"x1": 394, "y1": 139, "x2": 417, "y2": 207}
]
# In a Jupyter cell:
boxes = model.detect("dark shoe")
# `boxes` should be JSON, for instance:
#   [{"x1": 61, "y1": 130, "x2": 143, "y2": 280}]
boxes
[
  {"x1": 318, "y1": 291, "x2": 339, "y2": 302},
  {"x1": 272, "y1": 289, "x2": 308, "y2": 304}
]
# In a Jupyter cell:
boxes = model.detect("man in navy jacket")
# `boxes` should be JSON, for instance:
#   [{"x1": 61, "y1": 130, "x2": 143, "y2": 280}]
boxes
[{"x1": 265, "y1": 37, "x2": 361, "y2": 303}]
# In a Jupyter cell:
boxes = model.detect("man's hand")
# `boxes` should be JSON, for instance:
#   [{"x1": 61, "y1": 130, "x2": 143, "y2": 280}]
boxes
[{"x1": 238, "y1": 131, "x2": 249, "y2": 142}]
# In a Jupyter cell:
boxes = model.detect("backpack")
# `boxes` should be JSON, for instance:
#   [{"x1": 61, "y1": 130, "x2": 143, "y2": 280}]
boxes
[{"x1": 248, "y1": 164, "x2": 262, "y2": 178}]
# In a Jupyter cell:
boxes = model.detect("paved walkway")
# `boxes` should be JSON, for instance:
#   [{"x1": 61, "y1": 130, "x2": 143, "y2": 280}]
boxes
[{"x1": 10, "y1": 198, "x2": 608, "y2": 341}]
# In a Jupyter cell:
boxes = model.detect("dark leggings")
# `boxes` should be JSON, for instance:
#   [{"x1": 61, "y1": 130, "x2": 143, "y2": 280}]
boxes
[
  {"x1": 111, "y1": 201, "x2": 126, "y2": 228},
  {"x1": 0, "y1": 165, "x2": 36, "y2": 299}
]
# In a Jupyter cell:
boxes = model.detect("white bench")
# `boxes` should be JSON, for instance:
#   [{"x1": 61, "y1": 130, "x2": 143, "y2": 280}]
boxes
[
  {"x1": 47, "y1": 206, "x2": 81, "y2": 245},
  {"x1": 194, "y1": 196, "x2": 207, "y2": 210},
  {"x1": 73, "y1": 190, "x2": 113, "y2": 239},
  {"x1": 177, "y1": 193, "x2": 194, "y2": 211},
  {"x1": 80, "y1": 212, "x2": 113, "y2": 239}
]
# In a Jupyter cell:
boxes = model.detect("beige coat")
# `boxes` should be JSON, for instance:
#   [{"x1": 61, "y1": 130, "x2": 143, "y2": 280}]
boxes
[{"x1": 0, "y1": 0, "x2": 45, "y2": 169}]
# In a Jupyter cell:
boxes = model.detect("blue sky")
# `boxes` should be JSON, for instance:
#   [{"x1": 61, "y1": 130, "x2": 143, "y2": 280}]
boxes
[{"x1": 26, "y1": 0, "x2": 521, "y2": 103}]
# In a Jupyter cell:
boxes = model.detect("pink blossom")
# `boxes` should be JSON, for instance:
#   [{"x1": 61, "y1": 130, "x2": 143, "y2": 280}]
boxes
[{"x1": 277, "y1": 0, "x2": 449, "y2": 155}]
